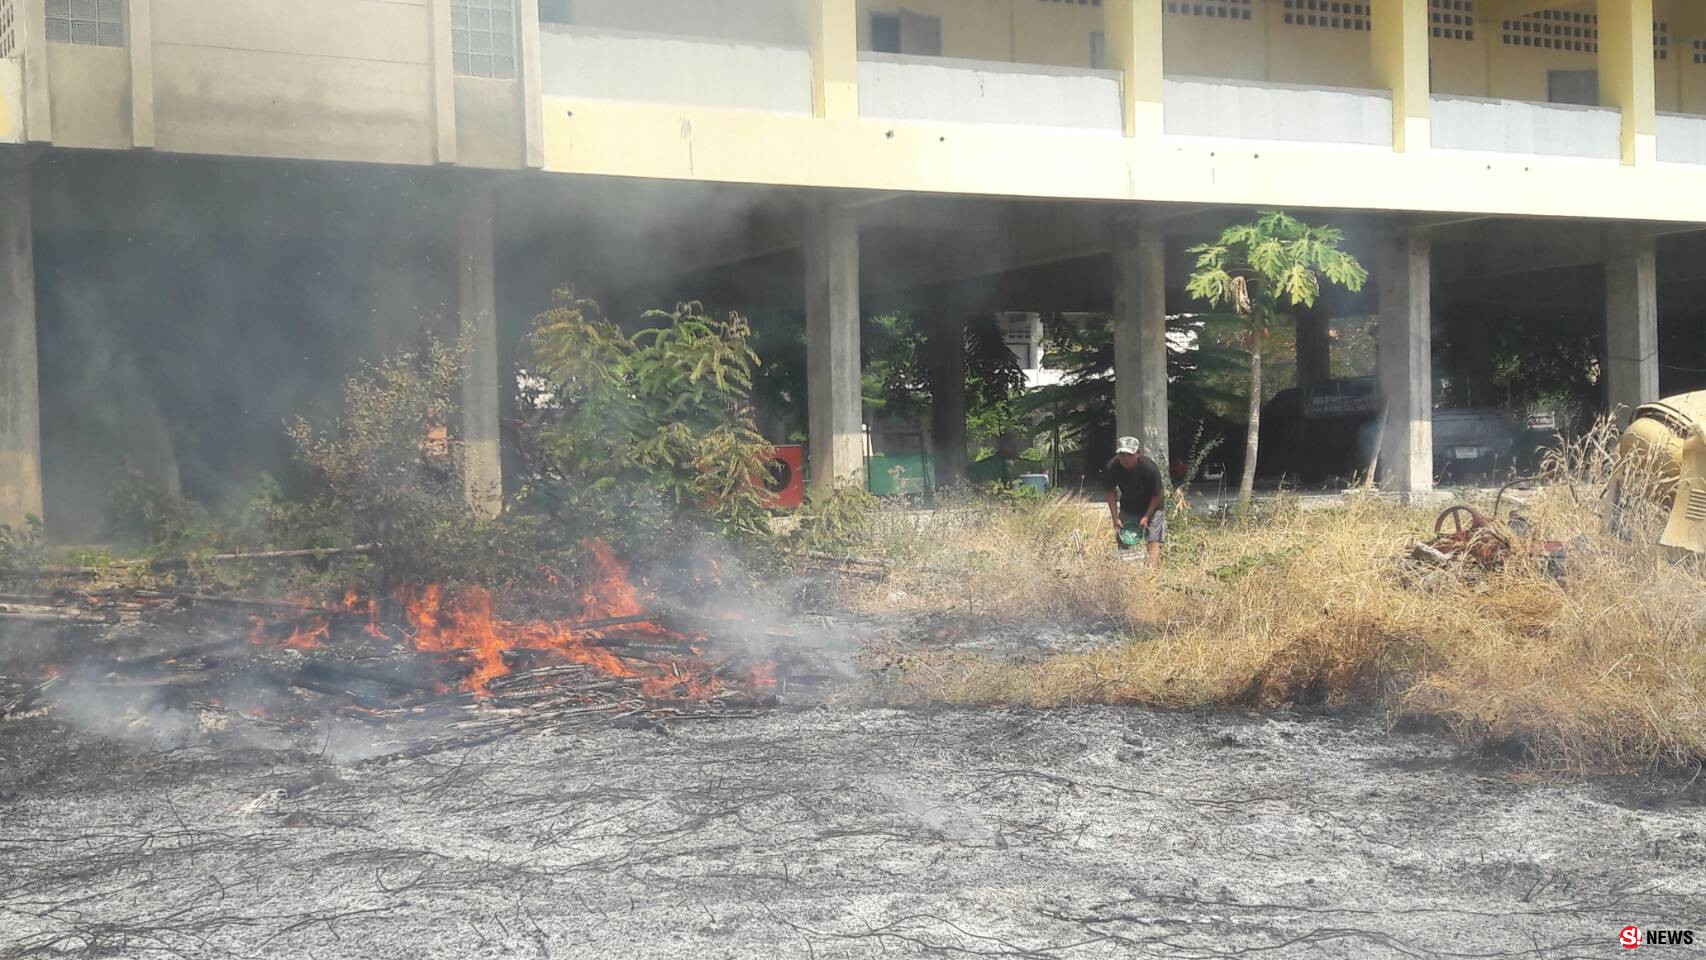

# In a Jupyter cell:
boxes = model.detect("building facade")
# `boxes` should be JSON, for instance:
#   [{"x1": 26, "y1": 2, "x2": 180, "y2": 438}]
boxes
[{"x1": 0, "y1": 0, "x2": 1698, "y2": 534}]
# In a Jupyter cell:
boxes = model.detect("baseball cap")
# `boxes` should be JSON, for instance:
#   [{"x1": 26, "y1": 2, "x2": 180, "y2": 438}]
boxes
[{"x1": 1115, "y1": 436, "x2": 1141, "y2": 455}]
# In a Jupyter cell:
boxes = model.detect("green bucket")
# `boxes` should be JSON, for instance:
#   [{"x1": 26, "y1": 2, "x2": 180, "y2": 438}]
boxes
[{"x1": 1116, "y1": 522, "x2": 1144, "y2": 547}]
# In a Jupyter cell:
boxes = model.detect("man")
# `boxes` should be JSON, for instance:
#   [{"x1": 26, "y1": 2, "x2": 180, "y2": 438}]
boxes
[{"x1": 1106, "y1": 436, "x2": 1164, "y2": 564}]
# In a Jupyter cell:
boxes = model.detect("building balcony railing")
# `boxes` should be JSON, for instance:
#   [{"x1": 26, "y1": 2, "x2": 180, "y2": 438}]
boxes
[
  {"x1": 538, "y1": 25, "x2": 813, "y2": 115},
  {"x1": 1657, "y1": 112, "x2": 1706, "y2": 165},
  {"x1": 856, "y1": 52, "x2": 1122, "y2": 131},
  {"x1": 1162, "y1": 76, "x2": 1392, "y2": 148},
  {"x1": 1430, "y1": 95, "x2": 1621, "y2": 161}
]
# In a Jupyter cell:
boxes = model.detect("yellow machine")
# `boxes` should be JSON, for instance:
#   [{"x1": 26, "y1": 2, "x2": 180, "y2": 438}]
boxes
[{"x1": 1614, "y1": 391, "x2": 1706, "y2": 554}]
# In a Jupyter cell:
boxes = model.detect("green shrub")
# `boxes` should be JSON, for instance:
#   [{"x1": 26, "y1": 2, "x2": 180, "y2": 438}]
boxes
[
  {"x1": 516, "y1": 291, "x2": 776, "y2": 555},
  {"x1": 284, "y1": 335, "x2": 531, "y2": 586},
  {"x1": 0, "y1": 515, "x2": 46, "y2": 572},
  {"x1": 108, "y1": 468, "x2": 212, "y2": 555},
  {"x1": 786, "y1": 486, "x2": 880, "y2": 555}
]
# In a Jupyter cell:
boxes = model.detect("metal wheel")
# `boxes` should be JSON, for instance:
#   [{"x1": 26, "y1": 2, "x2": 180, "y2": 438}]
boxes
[{"x1": 1434, "y1": 505, "x2": 1488, "y2": 539}]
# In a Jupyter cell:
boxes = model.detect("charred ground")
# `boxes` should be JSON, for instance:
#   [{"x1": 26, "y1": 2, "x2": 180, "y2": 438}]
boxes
[{"x1": 3, "y1": 693, "x2": 1704, "y2": 960}]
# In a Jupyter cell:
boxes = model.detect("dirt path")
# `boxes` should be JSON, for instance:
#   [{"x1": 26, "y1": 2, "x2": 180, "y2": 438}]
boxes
[{"x1": 1, "y1": 706, "x2": 1702, "y2": 959}]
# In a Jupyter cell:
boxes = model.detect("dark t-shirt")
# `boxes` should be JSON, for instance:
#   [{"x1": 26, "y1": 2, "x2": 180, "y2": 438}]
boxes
[{"x1": 1105, "y1": 455, "x2": 1163, "y2": 516}]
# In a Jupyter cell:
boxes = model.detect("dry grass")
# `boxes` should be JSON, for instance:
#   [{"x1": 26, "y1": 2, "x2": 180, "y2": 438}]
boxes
[{"x1": 830, "y1": 432, "x2": 1706, "y2": 770}]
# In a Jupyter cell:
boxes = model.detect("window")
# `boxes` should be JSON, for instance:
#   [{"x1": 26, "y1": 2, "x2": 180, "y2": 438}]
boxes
[
  {"x1": 1429, "y1": 0, "x2": 1473, "y2": 42},
  {"x1": 1165, "y1": 0, "x2": 1253, "y2": 21},
  {"x1": 871, "y1": 13, "x2": 901, "y2": 54},
  {"x1": 539, "y1": 0, "x2": 572, "y2": 24},
  {"x1": 1547, "y1": 69, "x2": 1597, "y2": 105},
  {"x1": 1282, "y1": 0, "x2": 1369, "y2": 32},
  {"x1": 1089, "y1": 30, "x2": 1105, "y2": 69},
  {"x1": 451, "y1": 0, "x2": 515, "y2": 79},
  {"x1": 46, "y1": 0, "x2": 123, "y2": 47},
  {"x1": 0, "y1": 0, "x2": 17, "y2": 59}
]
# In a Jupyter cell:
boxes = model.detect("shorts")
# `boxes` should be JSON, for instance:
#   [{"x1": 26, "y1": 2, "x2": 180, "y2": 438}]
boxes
[{"x1": 1118, "y1": 510, "x2": 1166, "y2": 549}]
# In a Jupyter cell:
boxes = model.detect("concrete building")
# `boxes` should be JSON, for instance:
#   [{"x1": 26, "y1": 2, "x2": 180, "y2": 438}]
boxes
[{"x1": 2, "y1": 0, "x2": 1704, "y2": 536}]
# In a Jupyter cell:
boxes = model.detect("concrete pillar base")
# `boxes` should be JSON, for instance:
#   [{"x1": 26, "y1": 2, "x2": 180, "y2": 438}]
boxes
[
  {"x1": 805, "y1": 199, "x2": 864, "y2": 493},
  {"x1": 1605, "y1": 223, "x2": 1658, "y2": 426},
  {"x1": 0, "y1": 159, "x2": 42, "y2": 534},
  {"x1": 1112, "y1": 215, "x2": 1169, "y2": 470},
  {"x1": 927, "y1": 313, "x2": 967, "y2": 488},
  {"x1": 458, "y1": 187, "x2": 503, "y2": 518},
  {"x1": 1377, "y1": 223, "x2": 1433, "y2": 496}
]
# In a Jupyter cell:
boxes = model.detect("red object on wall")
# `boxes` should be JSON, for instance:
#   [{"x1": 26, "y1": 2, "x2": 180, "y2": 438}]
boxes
[{"x1": 760, "y1": 444, "x2": 805, "y2": 510}]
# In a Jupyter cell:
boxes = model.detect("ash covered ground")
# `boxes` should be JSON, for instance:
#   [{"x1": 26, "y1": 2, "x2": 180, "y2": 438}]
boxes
[{"x1": 4, "y1": 696, "x2": 1704, "y2": 959}]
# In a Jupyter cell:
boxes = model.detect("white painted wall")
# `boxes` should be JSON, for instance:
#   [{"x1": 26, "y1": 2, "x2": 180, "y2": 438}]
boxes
[
  {"x1": 1657, "y1": 112, "x2": 1706, "y2": 165},
  {"x1": 540, "y1": 26, "x2": 812, "y2": 113},
  {"x1": 857, "y1": 52, "x2": 1122, "y2": 131},
  {"x1": 1431, "y1": 95, "x2": 1621, "y2": 161},
  {"x1": 150, "y1": 0, "x2": 438, "y2": 164},
  {"x1": 1163, "y1": 76, "x2": 1392, "y2": 147},
  {"x1": 558, "y1": 0, "x2": 809, "y2": 47}
]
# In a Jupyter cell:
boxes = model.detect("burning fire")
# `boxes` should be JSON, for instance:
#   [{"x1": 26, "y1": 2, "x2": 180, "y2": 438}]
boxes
[{"x1": 249, "y1": 540, "x2": 762, "y2": 701}]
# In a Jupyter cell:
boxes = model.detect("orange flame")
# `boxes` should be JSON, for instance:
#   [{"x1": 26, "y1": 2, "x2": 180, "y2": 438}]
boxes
[
  {"x1": 249, "y1": 612, "x2": 326, "y2": 650},
  {"x1": 243, "y1": 541, "x2": 759, "y2": 702}
]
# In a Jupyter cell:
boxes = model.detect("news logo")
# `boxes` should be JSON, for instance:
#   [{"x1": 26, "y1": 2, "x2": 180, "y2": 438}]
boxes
[{"x1": 1620, "y1": 925, "x2": 1696, "y2": 949}]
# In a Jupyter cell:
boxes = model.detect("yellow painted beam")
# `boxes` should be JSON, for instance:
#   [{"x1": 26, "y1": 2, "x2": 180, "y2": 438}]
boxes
[
  {"x1": 1104, "y1": 0, "x2": 1164, "y2": 139},
  {"x1": 1370, "y1": 0, "x2": 1431, "y2": 152},
  {"x1": 811, "y1": 0, "x2": 859, "y2": 121},
  {"x1": 542, "y1": 96, "x2": 1706, "y2": 224},
  {"x1": 1599, "y1": 0, "x2": 1657, "y2": 165}
]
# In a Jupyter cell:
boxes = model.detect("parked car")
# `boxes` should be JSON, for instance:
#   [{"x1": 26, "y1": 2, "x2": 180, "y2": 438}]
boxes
[
  {"x1": 1259, "y1": 377, "x2": 1541, "y2": 485},
  {"x1": 1432, "y1": 407, "x2": 1521, "y2": 482},
  {"x1": 1256, "y1": 377, "x2": 1381, "y2": 484}
]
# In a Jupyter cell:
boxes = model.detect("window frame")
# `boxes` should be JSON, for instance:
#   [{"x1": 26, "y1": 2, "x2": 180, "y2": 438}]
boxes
[
  {"x1": 450, "y1": 0, "x2": 517, "y2": 80},
  {"x1": 45, "y1": 0, "x2": 125, "y2": 48}
]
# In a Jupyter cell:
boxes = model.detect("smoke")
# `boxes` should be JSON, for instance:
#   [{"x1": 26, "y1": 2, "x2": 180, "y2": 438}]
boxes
[
  {"x1": 41, "y1": 668, "x2": 290, "y2": 753},
  {"x1": 33, "y1": 154, "x2": 454, "y2": 542}
]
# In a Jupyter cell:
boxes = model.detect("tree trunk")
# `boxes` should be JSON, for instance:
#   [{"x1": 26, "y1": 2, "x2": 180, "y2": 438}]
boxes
[{"x1": 1239, "y1": 344, "x2": 1262, "y2": 503}]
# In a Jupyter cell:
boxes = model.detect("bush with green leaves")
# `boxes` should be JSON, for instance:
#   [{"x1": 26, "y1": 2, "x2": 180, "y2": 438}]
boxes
[
  {"x1": 785, "y1": 486, "x2": 880, "y2": 555},
  {"x1": 107, "y1": 468, "x2": 214, "y2": 555},
  {"x1": 285, "y1": 335, "x2": 532, "y2": 586},
  {"x1": 0, "y1": 515, "x2": 46, "y2": 572},
  {"x1": 516, "y1": 291, "x2": 776, "y2": 553}
]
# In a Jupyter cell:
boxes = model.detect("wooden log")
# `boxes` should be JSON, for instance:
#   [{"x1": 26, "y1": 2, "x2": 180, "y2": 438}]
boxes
[
  {"x1": 293, "y1": 660, "x2": 440, "y2": 694},
  {"x1": 0, "y1": 603, "x2": 111, "y2": 625},
  {"x1": 0, "y1": 544, "x2": 378, "y2": 579},
  {"x1": 112, "y1": 636, "x2": 250, "y2": 672}
]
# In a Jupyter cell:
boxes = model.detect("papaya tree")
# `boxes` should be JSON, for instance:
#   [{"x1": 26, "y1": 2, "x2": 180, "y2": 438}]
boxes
[{"x1": 1186, "y1": 212, "x2": 1367, "y2": 503}]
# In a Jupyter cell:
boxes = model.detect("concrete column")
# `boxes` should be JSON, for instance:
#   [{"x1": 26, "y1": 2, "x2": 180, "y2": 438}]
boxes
[
  {"x1": 1605, "y1": 223, "x2": 1659, "y2": 423},
  {"x1": 127, "y1": 0, "x2": 156, "y2": 148},
  {"x1": 1376, "y1": 223, "x2": 1433, "y2": 497},
  {"x1": 1105, "y1": 0, "x2": 1164, "y2": 139},
  {"x1": 1598, "y1": 0, "x2": 1657, "y2": 166},
  {"x1": 1112, "y1": 215, "x2": 1169, "y2": 470},
  {"x1": 810, "y1": 0, "x2": 858, "y2": 120},
  {"x1": 1295, "y1": 306, "x2": 1332, "y2": 390},
  {"x1": 19, "y1": 0, "x2": 51, "y2": 142},
  {"x1": 457, "y1": 188, "x2": 503, "y2": 517},
  {"x1": 519, "y1": 0, "x2": 544, "y2": 168},
  {"x1": 0, "y1": 160, "x2": 42, "y2": 533},
  {"x1": 1370, "y1": 0, "x2": 1431, "y2": 151},
  {"x1": 805, "y1": 200, "x2": 864, "y2": 492},
  {"x1": 125, "y1": 0, "x2": 156, "y2": 148},
  {"x1": 926, "y1": 313, "x2": 967, "y2": 487},
  {"x1": 429, "y1": 0, "x2": 459, "y2": 163}
]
